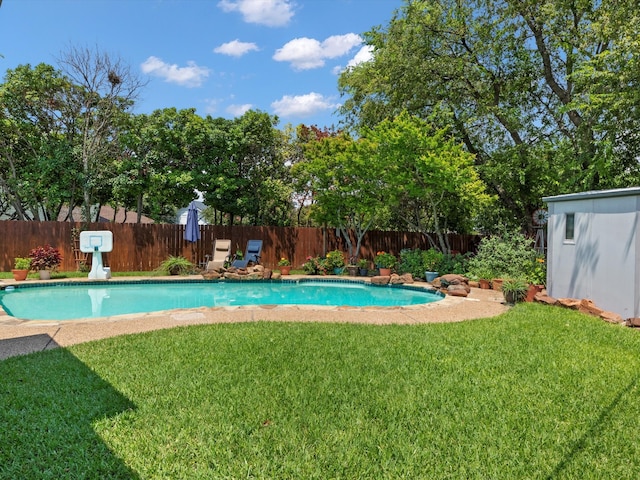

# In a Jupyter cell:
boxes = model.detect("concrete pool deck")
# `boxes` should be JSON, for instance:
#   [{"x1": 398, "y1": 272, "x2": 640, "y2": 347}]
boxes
[{"x1": 0, "y1": 275, "x2": 510, "y2": 360}]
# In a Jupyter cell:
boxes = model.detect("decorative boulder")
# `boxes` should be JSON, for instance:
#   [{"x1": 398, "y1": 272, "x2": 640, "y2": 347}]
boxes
[
  {"x1": 202, "y1": 270, "x2": 222, "y2": 280},
  {"x1": 390, "y1": 273, "x2": 414, "y2": 284},
  {"x1": 371, "y1": 276, "x2": 390, "y2": 285},
  {"x1": 447, "y1": 284, "x2": 469, "y2": 297}
]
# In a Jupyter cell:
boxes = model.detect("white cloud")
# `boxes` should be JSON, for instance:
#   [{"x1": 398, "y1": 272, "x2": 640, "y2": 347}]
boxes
[
  {"x1": 332, "y1": 45, "x2": 375, "y2": 75},
  {"x1": 271, "y1": 92, "x2": 336, "y2": 117},
  {"x1": 214, "y1": 39, "x2": 259, "y2": 57},
  {"x1": 346, "y1": 45, "x2": 374, "y2": 68},
  {"x1": 217, "y1": 0, "x2": 294, "y2": 27},
  {"x1": 273, "y1": 33, "x2": 362, "y2": 71},
  {"x1": 321, "y1": 33, "x2": 363, "y2": 58},
  {"x1": 141, "y1": 56, "x2": 210, "y2": 87},
  {"x1": 226, "y1": 103, "x2": 253, "y2": 116}
]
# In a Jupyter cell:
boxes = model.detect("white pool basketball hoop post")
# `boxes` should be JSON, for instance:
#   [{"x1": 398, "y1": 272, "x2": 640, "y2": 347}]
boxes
[{"x1": 79, "y1": 230, "x2": 113, "y2": 279}]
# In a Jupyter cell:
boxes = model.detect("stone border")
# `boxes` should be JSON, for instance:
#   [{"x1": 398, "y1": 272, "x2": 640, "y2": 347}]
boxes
[{"x1": 532, "y1": 293, "x2": 628, "y2": 325}]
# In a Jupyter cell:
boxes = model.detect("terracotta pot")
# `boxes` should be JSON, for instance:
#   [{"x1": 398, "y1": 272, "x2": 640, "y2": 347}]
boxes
[
  {"x1": 11, "y1": 269, "x2": 28, "y2": 281},
  {"x1": 379, "y1": 268, "x2": 392, "y2": 276},
  {"x1": 279, "y1": 266, "x2": 291, "y2": 275},
  {"x1": 525, "y1": 284, "x2": 544, "y2": 302},
  {"x1": 478, "y1": 279, "x2": 491, "y2": 289},
  {"x1": 492, "y1": 278, "x2": 504, "y2": 291}
]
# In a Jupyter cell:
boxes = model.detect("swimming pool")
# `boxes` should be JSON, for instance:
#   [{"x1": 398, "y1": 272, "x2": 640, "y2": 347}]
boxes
[{"x1": 0, "y1": 279, "x2": 444, "y2": 321}]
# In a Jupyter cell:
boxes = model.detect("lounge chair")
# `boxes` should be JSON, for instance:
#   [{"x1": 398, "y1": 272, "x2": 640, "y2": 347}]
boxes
[
  {"x1": 206, "y1": 239, "x2": 232, "y2": 270},
  {"x1": 231, "y1": 240, "x2": 263, "y2": 268}
]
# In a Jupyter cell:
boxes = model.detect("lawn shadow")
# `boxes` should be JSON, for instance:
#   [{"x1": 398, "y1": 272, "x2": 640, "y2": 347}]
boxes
[
  {"x1": 0, "y1": 334, "x2": 60, "y2": 360},
  {"x1": 0, "y1": 348, "x2": 139, "y2": 479},
  {"x1": 546, "y1": 375, "x2": 638, "y2": 479}
]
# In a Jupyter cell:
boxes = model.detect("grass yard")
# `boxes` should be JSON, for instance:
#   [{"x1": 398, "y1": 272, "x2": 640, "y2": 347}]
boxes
[{"x1": 1, "y1": 303, "x2": 640, "y2": 479}]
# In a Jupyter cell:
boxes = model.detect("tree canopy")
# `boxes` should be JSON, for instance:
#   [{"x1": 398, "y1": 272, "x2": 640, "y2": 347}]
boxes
[{"x1": 338, "y1": 0, "x2": 640, "y2": 230}]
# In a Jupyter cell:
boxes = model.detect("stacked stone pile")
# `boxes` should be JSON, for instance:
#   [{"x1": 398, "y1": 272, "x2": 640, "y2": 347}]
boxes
[
  {"x1": 370, "y1": 273, "x2": 414, "y2": 285},
  {"x1": 430, "y1": 274, "x2": 471, "y2": 297},
  {"x1": 202, "y1": 264, "x2": 275, "y2": 280}
]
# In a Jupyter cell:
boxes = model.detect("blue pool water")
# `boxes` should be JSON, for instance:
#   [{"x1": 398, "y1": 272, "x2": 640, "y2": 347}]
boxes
[{"x1": 0, "y1": 280, "x2": 444, "y2": 321}]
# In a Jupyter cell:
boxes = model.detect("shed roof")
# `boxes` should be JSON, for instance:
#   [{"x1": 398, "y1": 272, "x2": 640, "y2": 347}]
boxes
[{"x1": 543, "y1": 187, "x2": 640, "y2": 203}]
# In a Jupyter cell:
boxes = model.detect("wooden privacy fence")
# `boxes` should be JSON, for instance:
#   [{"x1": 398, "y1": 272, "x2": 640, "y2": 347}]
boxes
[{"x1": 0, "y1": 221, "x2": 482, "y2": 272}]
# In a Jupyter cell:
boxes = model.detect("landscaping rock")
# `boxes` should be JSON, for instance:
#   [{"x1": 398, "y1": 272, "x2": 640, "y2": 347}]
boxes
[
  {"x1": 202, "y1": 270, "x2": 222, "y2": 280},
  {"x1": 534, "y1": 293, "x2": 628, "y2": 327},
  {"x1": 578, "y1": 299, "x2": 603, "y2": 317},
  {"x1": 534, "y1": 293, "x2": 557, "y2": 305},
  {"x1": 600, "y1": 311, "x2": 623, "y2": 324},
  {"x1": 626, "y1": 317, "x2": 640, "y2": 327},
  {"x1": 390, "y1": 273, "x2": 414, "y2": 284},
  {"x1": 447, "y1": 284, "x2": 469, "y2": 297},
  {"x1": 439, "y1": 274, "x2": 469, "y2": 285},
  {"x1": 371, "y1": 276, "x2": 390, "y2": 285},
  {"x1": 557, "y1": 298, "x2": 581, "y2": 309}
]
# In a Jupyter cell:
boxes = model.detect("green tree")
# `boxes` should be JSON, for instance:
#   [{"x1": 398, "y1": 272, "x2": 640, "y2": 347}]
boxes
[
  {"x1": 297, "y1": 132, "x2": 388, "y2": 260},
  {"x1": 198, "y1": 110, "x2": 291, "y2": 226},
  {"x1": 366, "y1": 112, "x2": 491, "y2": 252},
  {"x1": 0, "y1": 63, "x2": 79, "y2": 221},
  {"x1": 338, "y1": 0, "x2": 640, "y2": 230},
  {"x1": 114, "y1": 108, "x2": 198, "y2": 223}
]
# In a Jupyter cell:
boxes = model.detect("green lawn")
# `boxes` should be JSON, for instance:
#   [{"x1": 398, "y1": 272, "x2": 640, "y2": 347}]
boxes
[
  {"x1": 0, "y1": 271, "x2": 166, "y2": 280},
  {"x1": 2, "y1": 304, "x2": 640, "y2": 479}
]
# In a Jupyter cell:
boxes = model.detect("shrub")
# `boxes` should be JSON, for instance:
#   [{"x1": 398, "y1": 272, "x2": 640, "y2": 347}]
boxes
[
  {"x1": 157, "y1": 256, "x2": 194, "y2": 275},
  {"x1": 303, "y1": 256, "x2": 327, "y2": 275},
  {"x1": 502, "y1": 278, "x2": 529, "y2": 303},
  {"x1": 14, "y1": 257, "x2": 31, "y2": 270},
  {"x1": 438, "y1": 252, "x2": 472, "y2": 275},
  {"x1": 374, "y1": 251, "x2": 397, "y2": 269},
  {"x1": 29, "y1": 245, "x2": 62, "y2": 271},
  {"x1": 357, "y1": 258, "x2": 370, "y2": 269},
  {"x1": 526, "y1": 255, "x2": 547, "y2": 285},
  {"x1": 422, "y1": 248, "x2": 444, "y2": 272},
  {"x1": 325, "y1": 250, "x2": 346, "y2": 270},
  {"x1": 399, "y1": 248, "x2": 459, "y2": 278},
  {"x1": 467, "y1": 230, "x2": 537, "y2": 280}
]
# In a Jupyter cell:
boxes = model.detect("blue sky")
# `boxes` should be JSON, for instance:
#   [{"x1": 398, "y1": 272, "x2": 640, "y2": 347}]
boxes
[{"x1": 0, "y1": 0, "x2": 403, "y2": 129}]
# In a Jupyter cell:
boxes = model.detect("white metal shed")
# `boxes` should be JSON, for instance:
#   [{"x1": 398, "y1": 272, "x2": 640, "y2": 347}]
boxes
[{"x1": 543, "y1": 187, "x2": 640, "y2": 319}]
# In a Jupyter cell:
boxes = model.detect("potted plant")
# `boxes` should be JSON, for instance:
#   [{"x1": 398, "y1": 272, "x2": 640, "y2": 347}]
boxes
[
  {"x1": 29, "y1": 245, "x2": 62, "y2": 280},
  {"x1": 357, "y1": 258, "x2": 370, "y2": 276},
  {"x1": 12, "y1": 257, "x2": 31, "y2": 281},
  {"x1": 345, "y1": 257, "x2": 359, "y2": 276},
  {"x1": 422, "y1": 248, "x2": 443, "y2": 282},
  {"x1": 502, "y1": 278, "x2": 529, "y2": 304},
  {"x1": 375, "y1": 251, "x2": 396, "y2": 275},
  {"x1": 325, "y1": 250, "x2": 346, "y2": 274},
  {"x1": 470, "y1": 265, "x2": 495, "y2": 289},
  {"x1": 525, "y1": 256, "x2": 547, "y2": 301},
  {"x1": 158, "y1": 255, "x2": 194, "y2": 275},
  {"x1": 303, "y1": 255, "x2": 327, "y2": 275},
  {"x1": 278, "y1": 257, "x2": 292, "y2": 275}
]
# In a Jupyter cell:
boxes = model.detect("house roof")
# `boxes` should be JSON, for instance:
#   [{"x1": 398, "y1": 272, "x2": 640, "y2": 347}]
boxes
[{"x1": 57, "y1": 205, "x2": 155, "y2": 223}]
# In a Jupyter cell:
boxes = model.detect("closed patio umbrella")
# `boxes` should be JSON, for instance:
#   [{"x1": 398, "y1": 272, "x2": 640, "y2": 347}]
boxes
[{"x1": 184, "y1": 201, "x2": 200, "y2": 243}]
